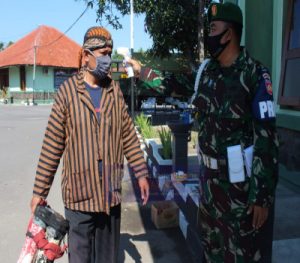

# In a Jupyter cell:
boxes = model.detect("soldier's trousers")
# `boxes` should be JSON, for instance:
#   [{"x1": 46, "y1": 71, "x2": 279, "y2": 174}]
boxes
[{"x1": 198, "y1": 167, "x2": 261, "y2": 263}]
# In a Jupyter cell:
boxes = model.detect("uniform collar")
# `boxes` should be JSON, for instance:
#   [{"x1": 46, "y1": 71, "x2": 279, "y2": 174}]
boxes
[
  {"x1": 206, "y1": 47, "x2": 249, "y2": 71},
  {"x1": 231, "y1": 47, "x2": 249, "y2": 70}
]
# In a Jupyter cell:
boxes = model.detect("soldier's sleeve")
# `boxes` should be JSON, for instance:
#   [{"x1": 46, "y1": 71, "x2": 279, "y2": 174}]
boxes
[
  {"x1": 248, "y1": 66, "x2": 279, "y2": 207},
  {"x1": 137, "y1": 66, "x2": 196, "y2": 97},
  {"x1": 138, "y1": 67, "x2": 163, "y2": 86}
]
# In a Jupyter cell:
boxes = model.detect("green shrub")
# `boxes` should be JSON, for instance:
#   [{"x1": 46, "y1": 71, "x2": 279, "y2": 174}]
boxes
[
  {"x1": 158, "y1": 127, "x2": 172, "y2": 160},
  {"x1": 134, "y1": 113, "x2": 157, "y2": 139}
]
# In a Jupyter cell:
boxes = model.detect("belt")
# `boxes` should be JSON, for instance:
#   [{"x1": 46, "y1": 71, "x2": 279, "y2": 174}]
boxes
[{"x1": 201, "y1": 153, "x2": 227, "y2": 170}]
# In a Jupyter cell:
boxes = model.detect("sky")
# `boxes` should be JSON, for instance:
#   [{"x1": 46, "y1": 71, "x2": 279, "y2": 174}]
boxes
[{"x1": 0, "y1": 0, "x2": 153, "y2": 50}]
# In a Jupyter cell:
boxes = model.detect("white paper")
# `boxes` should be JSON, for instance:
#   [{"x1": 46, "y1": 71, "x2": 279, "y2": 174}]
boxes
[
  {"x1": 243, "y1": 145, "x2": 254, "y2": 177},
  {"x1": 227, "y1": 145, "x2": 245, "y2": 183},
  {"x1": 125, "y1": 63, "x2": 134, "y2": 78}
]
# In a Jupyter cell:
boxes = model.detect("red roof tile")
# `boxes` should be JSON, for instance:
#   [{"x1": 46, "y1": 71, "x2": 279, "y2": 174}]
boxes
[{"x1": 0, "y1": 25, "x2": 81, "y2": 68}]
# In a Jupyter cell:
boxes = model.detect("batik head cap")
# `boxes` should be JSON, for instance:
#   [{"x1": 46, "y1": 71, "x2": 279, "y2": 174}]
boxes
[
  {"x1": 208, "y1": 2, "x2": 243, "y2": 26},
  {"x1": 83, "y1": 26, "x2": 113, "y2": 50}
]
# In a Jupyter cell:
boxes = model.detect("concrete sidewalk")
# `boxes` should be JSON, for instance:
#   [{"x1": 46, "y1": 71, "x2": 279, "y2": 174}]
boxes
[
  {"x1": 272, "y1": 167, "x2": 300, "y2": 263},
  {"x1": 119, "y1": 166, "x2": 192, "y2": 262}
]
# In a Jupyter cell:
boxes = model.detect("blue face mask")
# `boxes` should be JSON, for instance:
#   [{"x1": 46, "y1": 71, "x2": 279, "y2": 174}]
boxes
[{"x1": 87, "y1": 50, "x2": 112, "y2": 80}]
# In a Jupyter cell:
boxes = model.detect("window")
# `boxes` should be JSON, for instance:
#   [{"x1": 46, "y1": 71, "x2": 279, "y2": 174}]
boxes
[
  {"x1": 20, "y1": 66, "x2": 26, "y2": 91},
  {"x1": 279, "y1": 0, "x2": 300, "y2": 109},
  {"x1": 54, "y1": 68, "x2": 77, "y2": 91}
]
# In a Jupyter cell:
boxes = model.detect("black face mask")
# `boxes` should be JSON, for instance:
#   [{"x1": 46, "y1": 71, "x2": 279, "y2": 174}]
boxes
[{"x1": 206, "y1": 29, "x2": 230, "y2": 58}]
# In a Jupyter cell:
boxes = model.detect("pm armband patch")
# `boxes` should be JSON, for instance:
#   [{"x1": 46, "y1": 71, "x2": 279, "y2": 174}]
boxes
[
  {"x1": 258, "y1": 100, "x2": 275, "y2": 119},
  {"x1": 252, "y1": 67, "x2": 276, "y2": 121}
]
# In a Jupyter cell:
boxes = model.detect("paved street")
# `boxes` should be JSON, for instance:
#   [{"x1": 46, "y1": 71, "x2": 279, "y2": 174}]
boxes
[{"x1": 0, "y1": 105, "x2": 300, "y2": 262}]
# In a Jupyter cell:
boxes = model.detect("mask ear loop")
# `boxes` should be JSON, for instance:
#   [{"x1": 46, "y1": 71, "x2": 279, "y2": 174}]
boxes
[
  {"x1": 84, "y1": 49, "x2": 96, "y2": 57},
  {"x1": 219, "y1": 28, "x2": 230, "y2": 44},
  {"x1": 83, "y1": 49, "x2": 97, "y2": 72}
]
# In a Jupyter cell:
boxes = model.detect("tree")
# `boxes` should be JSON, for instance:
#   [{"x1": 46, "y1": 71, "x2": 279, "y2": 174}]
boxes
[
  {"x1": 0, "y1": 42, "x2": 4, "y2": 51},
  {"x1": 0, "y1": 41, "x2": 14, "y2": 51},
  {"x1": 6, "y1": 41, "x2": 14, "y2": 48},
  {"x1": 82, "y1": 0, "x2": 215, "y2": 70},
  {"x1": 111, "y1": 49, "x2": 124, "y2": 60}
]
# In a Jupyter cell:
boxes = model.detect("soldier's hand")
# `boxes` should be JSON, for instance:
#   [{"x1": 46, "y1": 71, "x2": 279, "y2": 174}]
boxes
[
  {"x1": 247, "y1": 205, "x2": 269, "y2": 229},
  {"x1": 30, "y1": 196, "x2": 43, "y2": 215},
  {"x1": 138, "y1": 177, "x2": 149, "y2": 205},
  {"x1": 126, "y1": 58, "x2": 142, "y2": 75}
]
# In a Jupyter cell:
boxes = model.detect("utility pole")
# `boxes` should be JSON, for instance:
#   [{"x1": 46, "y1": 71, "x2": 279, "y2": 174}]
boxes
[
  {"x1": 130, "y1": 0, "x2": 134, "y2": 118},
  {"x1": 198, "y1": 0, "x2": 205, "y2": 63},
  {"x1": 32, "y1": 42, "x2": 37, "y2": 105}
]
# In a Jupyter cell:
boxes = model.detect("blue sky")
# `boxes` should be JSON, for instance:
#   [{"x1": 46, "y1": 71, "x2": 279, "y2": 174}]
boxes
[{"x1": 0, "y1": 0, "x2": 153, "y2": 50}]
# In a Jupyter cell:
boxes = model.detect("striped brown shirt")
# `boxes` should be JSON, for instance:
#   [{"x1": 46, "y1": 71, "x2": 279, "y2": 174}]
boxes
[{"x1": 33, "y1": 69, "x2": 148, "y2": 214}]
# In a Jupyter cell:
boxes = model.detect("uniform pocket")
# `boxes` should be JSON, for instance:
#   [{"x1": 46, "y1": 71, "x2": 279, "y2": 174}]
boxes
[{"x1": 68, "y1": 169, "x2": 93, "y2": 203}]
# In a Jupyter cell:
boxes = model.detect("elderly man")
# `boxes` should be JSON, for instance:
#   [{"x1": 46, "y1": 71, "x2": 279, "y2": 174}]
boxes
[{"x1": 30, "y1": 26, "x2": 149, "y2": 263}]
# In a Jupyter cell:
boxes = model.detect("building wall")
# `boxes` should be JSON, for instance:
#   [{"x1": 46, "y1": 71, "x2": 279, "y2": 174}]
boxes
[
  {"x1": 238, "y1": 0, "x2": 300, "y2": 171},
  {"x1": 9, "y1": 66, "x2": 20, "y2": 90},
  {"x1": 26, "y1": 66, "x2": 54, "y2": 92},
  {"x1": 245, "y1": 0, "x2": 274, "y2": 71},
  {"x1": 8, "y1": 66, "x2": 55, "y2": 92}
]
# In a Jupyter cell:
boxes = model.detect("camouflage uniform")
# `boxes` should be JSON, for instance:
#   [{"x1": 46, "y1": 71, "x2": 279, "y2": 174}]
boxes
[{"x1": 193, "y1": 48, "x2": 279, "y2": 262}]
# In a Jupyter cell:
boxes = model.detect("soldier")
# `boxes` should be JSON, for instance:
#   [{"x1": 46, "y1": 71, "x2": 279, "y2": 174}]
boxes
[
  {"x1": 128, "y1": 3, "x2": 278, "y2": 261},
  {"x1": 191, "y1": 3, "x2": 279, "y2": 262}
]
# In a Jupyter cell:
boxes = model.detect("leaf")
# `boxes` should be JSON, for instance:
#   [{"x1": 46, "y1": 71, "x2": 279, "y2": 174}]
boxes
[{"x1": 76, "y1": 0, "x2": 214, "y2": 68}]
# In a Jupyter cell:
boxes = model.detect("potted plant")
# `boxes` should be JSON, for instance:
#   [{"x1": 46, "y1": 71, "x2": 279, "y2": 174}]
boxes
[{"x1": 146, "y1": 127, "x2": 172, "y2": 175}]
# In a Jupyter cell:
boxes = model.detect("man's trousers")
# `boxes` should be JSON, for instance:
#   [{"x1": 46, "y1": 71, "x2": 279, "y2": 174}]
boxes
[{"x1": 65, "y1": 204, "x2": 121, "y2": 263}]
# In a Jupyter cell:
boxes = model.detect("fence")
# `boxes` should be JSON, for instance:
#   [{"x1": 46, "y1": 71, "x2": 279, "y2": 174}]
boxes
[{"x1": 0, "y1": 89, "x2": 56, "y2": 105}]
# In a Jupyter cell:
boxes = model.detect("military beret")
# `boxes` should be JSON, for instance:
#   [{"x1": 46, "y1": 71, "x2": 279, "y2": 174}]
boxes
[{"x1": 208, "y1": 2, "x2": 243, "y2": 26}]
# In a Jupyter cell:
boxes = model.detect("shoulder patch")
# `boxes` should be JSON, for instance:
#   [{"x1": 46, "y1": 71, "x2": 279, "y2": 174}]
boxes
[{"x1": 262, "y1": 71, "x2": 273, "y2": 95}]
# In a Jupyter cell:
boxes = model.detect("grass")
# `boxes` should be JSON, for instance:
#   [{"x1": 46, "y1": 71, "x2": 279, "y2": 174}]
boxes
[
  {"x1": 158, "y1": 127, "x2": 172, "y2": 160},
  {"x1": 134, "y1": 114, "x2": 198, "y2": 158},
  {"x1": 134, "y1": 113, "x2": 157, "y2": 139}
]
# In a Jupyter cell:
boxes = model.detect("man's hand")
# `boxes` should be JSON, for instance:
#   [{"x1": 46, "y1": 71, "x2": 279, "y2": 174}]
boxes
[
  {"x1": 126, "y1": 58, "x2": 142, "y2": 76},
  {"x1": 30, "y1": 196, "x2": 43, "y2": 214},
  {"x1": 247, "y1": 205, "x2": 269, "y2": 229},
  {"x1": 138, "y1": 177, "x2": 149, "y2": 205}
]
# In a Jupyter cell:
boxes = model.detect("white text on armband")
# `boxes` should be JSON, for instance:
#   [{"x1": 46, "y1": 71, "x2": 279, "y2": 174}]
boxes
[{"x1": 259, "y1": 100, "x2": 275, "y2": 119}]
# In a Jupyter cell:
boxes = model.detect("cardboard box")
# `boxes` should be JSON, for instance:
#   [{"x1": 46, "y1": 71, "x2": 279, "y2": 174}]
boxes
[{"x1": 151, "y1": 201, "x2": 179, "y2": 229}]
